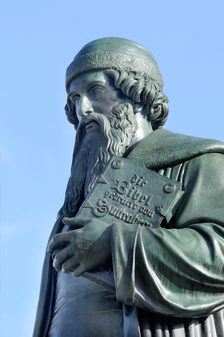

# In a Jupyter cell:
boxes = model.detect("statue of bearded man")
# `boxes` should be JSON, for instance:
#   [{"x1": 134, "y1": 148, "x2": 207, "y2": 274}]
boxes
[{"x1": 33, "y1": 38, "x2": 224, "y2": 337}]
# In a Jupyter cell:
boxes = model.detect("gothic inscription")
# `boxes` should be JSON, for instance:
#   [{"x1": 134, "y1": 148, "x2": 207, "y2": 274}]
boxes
[
  {"x1": 77, "y1": 156, "x2": 182, "y2": 229},
  {"x1": 93, "y1": 173, "x2": 155, "y2": 227}
]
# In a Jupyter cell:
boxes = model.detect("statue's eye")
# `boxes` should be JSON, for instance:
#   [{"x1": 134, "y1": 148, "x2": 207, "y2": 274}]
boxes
[
  {"x1": 70, "y1": 95, "x2": 80, "y2": 105},
  {"x1": 89, "y1": 85, "x2": 105, "y2": 99}
]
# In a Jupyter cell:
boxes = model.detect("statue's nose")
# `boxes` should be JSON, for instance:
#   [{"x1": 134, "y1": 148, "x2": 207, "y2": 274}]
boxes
[{"x1": 76, "y1": 95, "x2": 93, "y2": 120}]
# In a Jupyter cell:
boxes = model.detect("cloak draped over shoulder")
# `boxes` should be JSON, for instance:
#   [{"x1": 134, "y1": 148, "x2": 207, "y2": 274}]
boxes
[{"x1": 33, "y1": 129, "x2": 224, "y2": 337}]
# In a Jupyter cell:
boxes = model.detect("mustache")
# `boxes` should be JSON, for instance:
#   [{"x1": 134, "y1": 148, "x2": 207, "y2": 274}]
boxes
[
  {"x1": 77, "y1": 113, "x2": 109, "y2": 133},
  {"x1": 75, "y1": 112, "x2": 111, "y2": 152}
]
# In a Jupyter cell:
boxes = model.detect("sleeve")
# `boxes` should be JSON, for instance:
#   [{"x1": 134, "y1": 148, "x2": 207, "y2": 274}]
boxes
[{"x1": 111, "y1": 153, "x2": 224, "y2": 318}]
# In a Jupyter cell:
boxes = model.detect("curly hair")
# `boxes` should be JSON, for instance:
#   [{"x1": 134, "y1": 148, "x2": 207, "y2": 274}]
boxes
[{"x1": 65, "y1": 69, "x2": 169, "y2": 130}]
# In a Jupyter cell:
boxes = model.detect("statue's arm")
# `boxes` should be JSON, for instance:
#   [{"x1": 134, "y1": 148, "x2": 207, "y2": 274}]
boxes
[{"x1": 111, "y1": 153, "x2": 224, "y2": 318}]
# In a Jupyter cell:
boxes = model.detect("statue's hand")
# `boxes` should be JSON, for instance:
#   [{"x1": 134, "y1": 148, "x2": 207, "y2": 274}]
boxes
[{"x1": 48, "y1": 217, "x2": 111, "y2": 276}]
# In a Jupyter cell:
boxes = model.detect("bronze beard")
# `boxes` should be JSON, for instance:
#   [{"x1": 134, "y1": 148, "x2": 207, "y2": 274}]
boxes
[{"x1": 62, "y1": 103, "x2": 137, "y2": 217}]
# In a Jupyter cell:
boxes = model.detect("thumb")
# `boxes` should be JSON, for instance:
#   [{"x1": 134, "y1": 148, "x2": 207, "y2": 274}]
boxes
[{"x1": 62, "y1": 216, "x2": 85, "y2": 229}]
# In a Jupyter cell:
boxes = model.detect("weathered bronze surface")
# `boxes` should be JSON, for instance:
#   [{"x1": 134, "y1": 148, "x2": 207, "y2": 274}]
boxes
[{"x1": 33, "y1": 37, "x2": 224, "y2": 337}]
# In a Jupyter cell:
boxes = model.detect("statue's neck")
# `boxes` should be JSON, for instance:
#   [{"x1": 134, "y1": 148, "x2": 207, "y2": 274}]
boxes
[
  {"x1": 130, "y1": 113, "x2": 153, "y2": 146},
  {"x1": 125, "y1": 113, "x2": 153, "y2": 156}
]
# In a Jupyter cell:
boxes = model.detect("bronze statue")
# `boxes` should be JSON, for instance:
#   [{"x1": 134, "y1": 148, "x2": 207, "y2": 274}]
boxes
[{"x1": 33, "y1": 37, "x2": 224, "y2": 337}]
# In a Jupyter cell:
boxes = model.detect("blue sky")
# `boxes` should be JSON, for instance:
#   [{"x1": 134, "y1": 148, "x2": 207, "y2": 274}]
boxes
[{"x1": 1, "y1": 1, "x2": 224, "y2": 336}]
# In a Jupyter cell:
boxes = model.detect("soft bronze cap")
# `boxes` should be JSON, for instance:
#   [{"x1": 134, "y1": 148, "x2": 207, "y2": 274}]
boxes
[{"x1": 66, "y1": 37, "x2": 163, "y2": 92}]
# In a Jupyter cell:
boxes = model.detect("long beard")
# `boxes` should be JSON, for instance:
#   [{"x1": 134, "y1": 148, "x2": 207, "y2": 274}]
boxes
[{"x1": 62, "y1": 103, "x2": 137, "y2": 217}]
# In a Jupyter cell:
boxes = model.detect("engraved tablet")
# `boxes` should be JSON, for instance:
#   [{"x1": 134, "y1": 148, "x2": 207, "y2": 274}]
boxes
[{"x1": 76, "y1": 155, "x2": 183, "y2": 228}]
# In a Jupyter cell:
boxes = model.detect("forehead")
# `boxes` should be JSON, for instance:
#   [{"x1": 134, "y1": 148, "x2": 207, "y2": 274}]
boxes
[{"x1": 69, "y1": 70, "x2": 107, "y2": 94}]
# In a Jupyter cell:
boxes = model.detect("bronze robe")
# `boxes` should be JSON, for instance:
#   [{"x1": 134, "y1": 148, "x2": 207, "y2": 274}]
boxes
[{"x1": 33, "y1": 129, "x2": 224, "y2": 337}]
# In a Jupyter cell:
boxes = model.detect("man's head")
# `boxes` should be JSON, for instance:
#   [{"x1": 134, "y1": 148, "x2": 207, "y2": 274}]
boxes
[
  {"x1": 62, "y1": 38, "x2": 169, "y2": 216},
  {"x1": 65, "y1": 37, "x2": 169, "y2": 131}
]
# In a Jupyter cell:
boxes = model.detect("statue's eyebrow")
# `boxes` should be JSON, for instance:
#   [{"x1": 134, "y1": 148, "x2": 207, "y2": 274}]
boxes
[
  {"x1": 86, "y1": 80, "x2": 106, "y2": 91},
  {"x1": 68, "y1": 80, "x2": 106, "y2": 96}
]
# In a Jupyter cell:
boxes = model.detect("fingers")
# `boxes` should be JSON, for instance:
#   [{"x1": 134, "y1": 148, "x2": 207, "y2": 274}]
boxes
[
  {"x1": 73, "y1": 264, "x2": 87, "y2": 277},
  {"x1": 62, "y1": 216, "x2": 89, "y2": 229},
  {"x1": 48, "y1": 232, "x2": 72, "y2": 253},
  {"x1": 52, "y1": 244, "x2": 76, "y2": 272},
  {"x1": 62, "y1": 256, "x2": 79, "y2": 273},
  {"x1": 51, "y1": 249, "x2": 60, "y2": 260},
  {"x1": 62, "y1": 258, "x2": 88, "y2": 276}
]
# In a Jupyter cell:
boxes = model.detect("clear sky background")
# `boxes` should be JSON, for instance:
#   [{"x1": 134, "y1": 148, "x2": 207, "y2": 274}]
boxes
[{"x1": 1, "y1": 1, "x2": 224, "y2": 336}]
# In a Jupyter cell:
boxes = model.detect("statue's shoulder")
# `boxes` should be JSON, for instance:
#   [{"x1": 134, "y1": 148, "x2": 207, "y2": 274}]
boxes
[{"x1": 127, "y1": 129, "x2": 224, "y2": 170}]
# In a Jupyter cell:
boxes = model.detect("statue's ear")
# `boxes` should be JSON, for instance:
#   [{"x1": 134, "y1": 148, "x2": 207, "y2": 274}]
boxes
[
  {"x1": 64, "y1": 98, "x2": 79, "y2": 129},
  {"x1": 149, "y1": 93, "x2": 169, "y2": 130}
]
